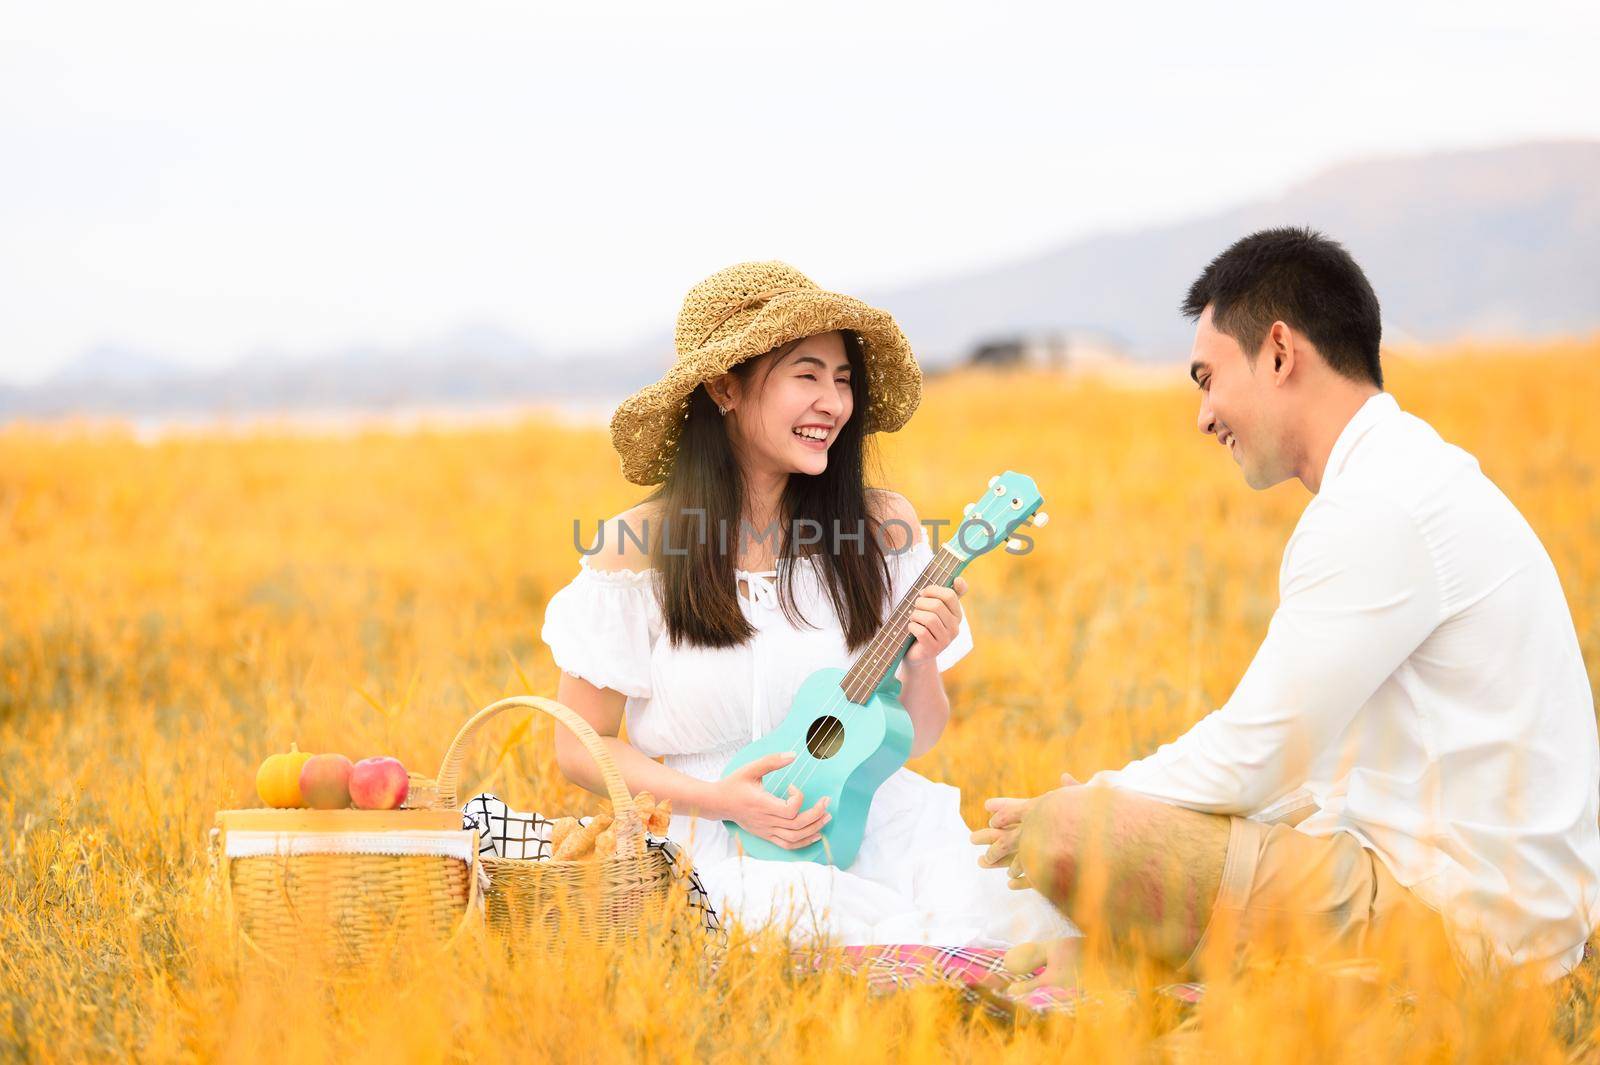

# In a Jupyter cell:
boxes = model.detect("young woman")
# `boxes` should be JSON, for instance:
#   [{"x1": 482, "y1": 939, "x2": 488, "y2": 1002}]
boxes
[{"x1": 540, "y1": 261, "x2": 1075, "y2": 947}]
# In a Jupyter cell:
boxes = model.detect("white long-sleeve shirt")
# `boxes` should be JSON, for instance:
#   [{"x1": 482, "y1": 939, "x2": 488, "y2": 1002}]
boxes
[{"x1": 1090, "y1": 391, "x2": 1600, "y2": 978}]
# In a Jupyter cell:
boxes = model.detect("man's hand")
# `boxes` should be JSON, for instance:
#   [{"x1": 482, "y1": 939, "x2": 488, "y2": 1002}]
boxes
[
  {"x1": 971, "y1": 774, "x2": 1080, "y2": 889},
  {"x1": 971, "y1": 796, "x2": 1033, "y2": 886},
  {"x1": 1001, "y1": 936, "x2": 1083, "y2": 995}
]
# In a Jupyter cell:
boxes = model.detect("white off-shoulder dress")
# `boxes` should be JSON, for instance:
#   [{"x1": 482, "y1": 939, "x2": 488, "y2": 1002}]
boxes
[{"x1": 539, "y1": 536, "x2": 1077, "y2": 947}]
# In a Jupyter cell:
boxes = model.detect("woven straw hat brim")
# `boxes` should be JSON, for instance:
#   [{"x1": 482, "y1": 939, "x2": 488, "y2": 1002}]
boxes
[{"x1": 610, "y1": 288, "x2": 922, "y2": 486}]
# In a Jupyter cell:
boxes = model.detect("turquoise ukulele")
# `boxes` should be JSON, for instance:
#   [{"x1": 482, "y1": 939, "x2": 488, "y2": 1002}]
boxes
[{"x1": 720, "y1": 471, "x2": 1050, "y2": 867}]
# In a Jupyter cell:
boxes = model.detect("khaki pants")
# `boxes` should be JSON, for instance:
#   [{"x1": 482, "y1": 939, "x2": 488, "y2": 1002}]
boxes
[{"x1": 1184, "y1": 817, "x2": 1451, "y2": 975}]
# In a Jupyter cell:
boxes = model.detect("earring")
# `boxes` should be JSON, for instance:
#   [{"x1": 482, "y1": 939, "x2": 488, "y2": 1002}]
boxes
[{"x1": 717, "y1": 404, "x2": 730, "y2": 415}]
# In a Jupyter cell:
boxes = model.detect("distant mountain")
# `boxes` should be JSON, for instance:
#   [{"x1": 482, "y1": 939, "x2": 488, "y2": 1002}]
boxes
[
  {"x1": 3, "y1": 140, "x2": 1593, "y2": 423},
  {"x1": 0, "y1": 326, "x2": 657, "y2": 422},
  {"x1": 869, "y1": 140, "x2": 1600, "y2": 365},
  {"x1": 48, "y1": 342, "x2": 179, "y2": 386}
]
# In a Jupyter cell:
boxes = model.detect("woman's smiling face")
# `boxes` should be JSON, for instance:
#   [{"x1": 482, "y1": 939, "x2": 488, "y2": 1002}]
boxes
[{"x1": 720, "y1": 330, "x2": 856, "y2": 479}]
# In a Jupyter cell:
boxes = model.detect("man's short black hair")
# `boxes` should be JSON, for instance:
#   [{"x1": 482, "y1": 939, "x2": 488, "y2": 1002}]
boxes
[{"x1": 1181, "y1": 226, "x2": 1383, "y2": 388}]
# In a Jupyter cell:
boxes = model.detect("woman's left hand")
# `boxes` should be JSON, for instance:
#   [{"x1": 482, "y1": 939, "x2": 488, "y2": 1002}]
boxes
[{"x1": 904, "y1": 577, "x2": 967, "y2": 663}]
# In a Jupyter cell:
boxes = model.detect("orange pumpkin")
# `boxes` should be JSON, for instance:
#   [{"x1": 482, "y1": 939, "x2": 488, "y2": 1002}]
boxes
[{"x1": 256, "y1": 743, "x2": 314, "y2": 808}]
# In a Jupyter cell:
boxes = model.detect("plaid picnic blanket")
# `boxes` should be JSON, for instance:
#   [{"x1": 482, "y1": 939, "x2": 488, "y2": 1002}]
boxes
[
  {"x1": 462, "y1": 795, "x2": 1211, "y2": 1016},
  {"x1": 792, "y1": 944, "x2": 1206, "y2": 1018}
]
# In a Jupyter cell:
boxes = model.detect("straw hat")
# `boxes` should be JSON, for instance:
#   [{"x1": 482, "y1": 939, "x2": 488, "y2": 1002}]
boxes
[{"x1": 609, "y1": 261, "x2": 923, "y2": 486}]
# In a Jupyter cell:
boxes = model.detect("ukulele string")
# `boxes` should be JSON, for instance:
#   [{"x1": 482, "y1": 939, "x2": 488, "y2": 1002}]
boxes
[
  {"x1": 774, "y1": 505, "x2": 998, "y2": 796},
  {"x1": 761, "y1": 553, "x2": 948, "y2": 803},
  {"x1": 784, "y1": 503, "x2": 1008, "y2": 802},
  {"x1": 784, "y1": 548, "x2": 965, "y2": 803},
  {"x1": 760, "y1": 680, "x2": 852, "y2": 800},
  {"x1": 787, "y1": 552, "x2": 961, "y2": 797},
  {"x1": 759, "y1": 499, "x2": 1009, "y2": 816}
]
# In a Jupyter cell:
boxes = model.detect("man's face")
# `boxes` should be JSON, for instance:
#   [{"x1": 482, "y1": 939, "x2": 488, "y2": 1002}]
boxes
[{"x1": 1190, "y1": 307, "x2": 1290, "y2": 490}]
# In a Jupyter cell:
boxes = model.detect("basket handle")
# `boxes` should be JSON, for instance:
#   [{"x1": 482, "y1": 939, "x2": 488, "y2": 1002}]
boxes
[{"x1": 434, "y1": 696, "x2": 638, "y2": 827}]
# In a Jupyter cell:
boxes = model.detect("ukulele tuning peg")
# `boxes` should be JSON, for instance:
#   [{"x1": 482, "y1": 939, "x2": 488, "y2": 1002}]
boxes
[
  {"x1": 1006, "y1": 537, "x2": 1025, "y2": 552},
  {"x1": 963, "y1": 502, "x2": 976, "y2": 517},
  {"x1": 1032, "y1": 511, "x2": 1050, "y2": 528},
  {"x1": 987, "y1": 475, "x2": 999, "y2": 488}
]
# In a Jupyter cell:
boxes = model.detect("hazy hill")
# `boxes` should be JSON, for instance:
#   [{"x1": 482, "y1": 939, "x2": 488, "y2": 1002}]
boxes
[
  {"x1": 872, "y1": 140, "x2": 1600, "y2": 365},
  {"x1": 4, "y1": 140, "x2": 1594, "y2": 421}
]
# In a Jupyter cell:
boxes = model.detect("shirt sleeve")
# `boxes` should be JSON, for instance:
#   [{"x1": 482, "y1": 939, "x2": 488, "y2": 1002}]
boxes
[
  {"x1": 1087, "y1": 490, "x2": 1442, "y2": 814},
  {"x1": 539, "y1": 558, "x2": 660, "y2": 699}
]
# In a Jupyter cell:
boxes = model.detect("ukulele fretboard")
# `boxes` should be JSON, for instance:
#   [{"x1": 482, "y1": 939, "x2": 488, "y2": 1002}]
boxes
[{"x1": 839, "y1": 547, "x2": 963, "y2": 702}]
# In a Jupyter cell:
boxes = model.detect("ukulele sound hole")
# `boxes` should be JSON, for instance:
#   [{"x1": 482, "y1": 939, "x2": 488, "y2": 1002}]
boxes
[{"x1": 805, "y1": 716, "x2": 845, "y2": 759}]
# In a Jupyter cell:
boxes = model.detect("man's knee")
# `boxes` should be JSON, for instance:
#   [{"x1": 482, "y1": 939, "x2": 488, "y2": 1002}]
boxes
[
  {"x1": 1017, "y1": 785, "x2": 1231, "y2": 953},
  {"x1": 1016, "y1": 785, "x2": 1100, "y2": 908}
]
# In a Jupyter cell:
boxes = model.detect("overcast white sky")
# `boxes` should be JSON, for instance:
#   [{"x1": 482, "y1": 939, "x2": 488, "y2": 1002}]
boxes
[{"x1": 3, "y1": 0, "x2": 1598, "y2": 384}]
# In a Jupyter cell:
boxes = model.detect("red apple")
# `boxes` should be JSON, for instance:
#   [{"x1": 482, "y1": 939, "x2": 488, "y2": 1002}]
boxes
[
  {"x1": 299, "y1": 753, "x2": 354, "y2": 809},
  {"x1": 349, "y1": 756, "x2": 409, "y2": 810}
]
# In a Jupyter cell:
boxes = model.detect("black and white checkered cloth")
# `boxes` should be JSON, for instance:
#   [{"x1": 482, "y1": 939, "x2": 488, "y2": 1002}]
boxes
[
  {"x1": 461, "y1": 793, "x2": 725, "y2": 947},
  {"x1": 461, "y1": 793, "x2": 554, "y2": 860}
]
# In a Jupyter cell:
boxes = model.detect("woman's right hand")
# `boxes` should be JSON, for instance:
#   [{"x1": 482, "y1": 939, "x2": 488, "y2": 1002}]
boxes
[{"x1": 713, "y1": 752, "x2": 831, "y2": 850}]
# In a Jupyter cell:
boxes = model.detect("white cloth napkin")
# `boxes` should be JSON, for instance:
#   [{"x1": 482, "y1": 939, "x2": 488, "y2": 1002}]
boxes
[{"x1": 222, "y1": 828, "x2": 475, "y2": 861}]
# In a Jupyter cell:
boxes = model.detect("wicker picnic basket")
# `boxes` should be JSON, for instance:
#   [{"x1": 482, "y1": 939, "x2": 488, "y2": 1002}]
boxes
[
  {"x1": 433, "y1": 696, "x2": 675, "y2": 954},
  {"x1": 213, "y1": 696, "x2": 673, "y2": 966},
  {"x1": 213, "y1": 806, "x2": 483, "y2": 971}
]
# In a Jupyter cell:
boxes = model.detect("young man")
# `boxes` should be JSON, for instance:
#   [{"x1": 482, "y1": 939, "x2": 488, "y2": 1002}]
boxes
[{"x1": 974, "y1": 227, "x2": 1600, "y2": 985}]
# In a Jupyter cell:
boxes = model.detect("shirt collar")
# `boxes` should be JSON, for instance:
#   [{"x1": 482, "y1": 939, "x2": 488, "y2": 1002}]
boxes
[{"x1": 1318, "y1": 391, "x2": 1399, "y2": 492}]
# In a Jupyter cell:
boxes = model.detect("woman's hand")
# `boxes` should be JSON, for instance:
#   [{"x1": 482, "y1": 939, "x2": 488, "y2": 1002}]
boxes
[
  {"x1": 904, "y1": 576, "x2": 968, "y2": 664},
  {"x1": 713, "y1": 752, "x2": 831, "y2": 849}
]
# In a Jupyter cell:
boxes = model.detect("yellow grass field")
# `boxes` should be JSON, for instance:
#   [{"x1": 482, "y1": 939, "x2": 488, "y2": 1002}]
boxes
[{"x1": 2, "y1": 339, "x2": 1598, "y2": 1062}]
